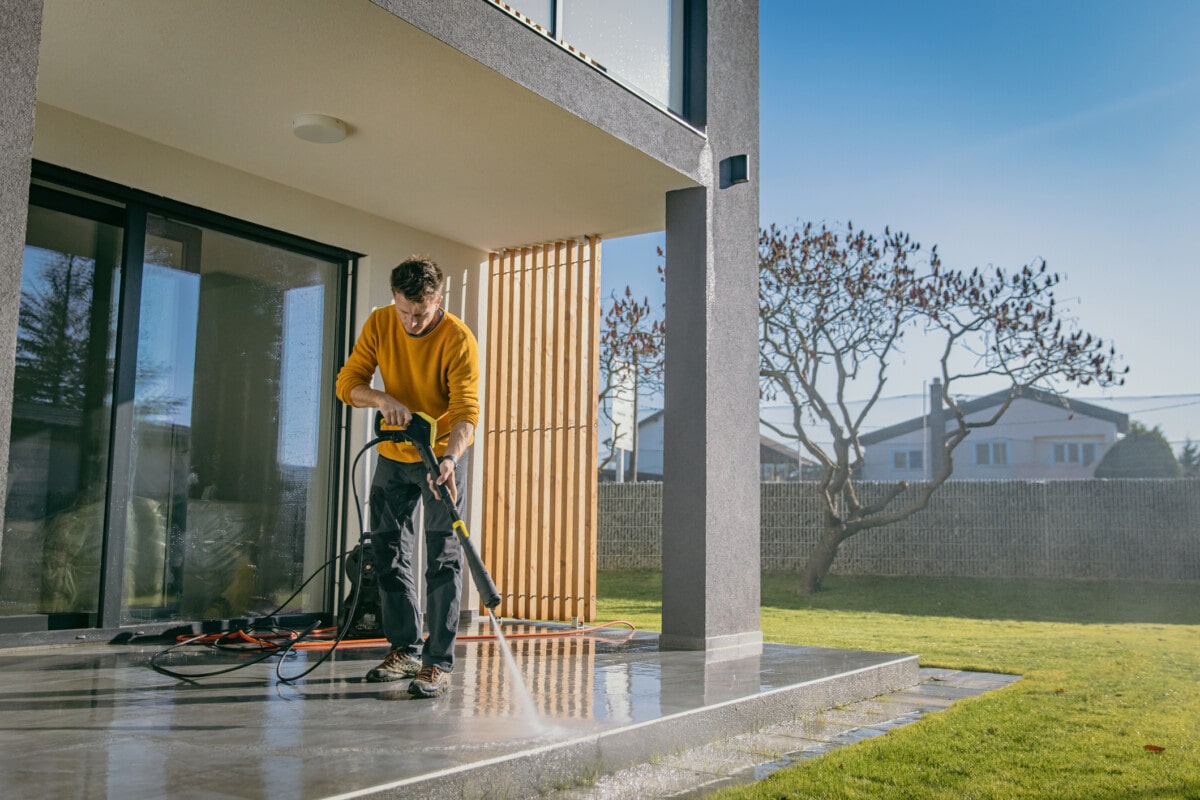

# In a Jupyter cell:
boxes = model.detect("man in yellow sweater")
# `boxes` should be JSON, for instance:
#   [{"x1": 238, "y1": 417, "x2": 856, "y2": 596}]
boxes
[{"x1": 335, "y1": 256, "x2": 480, "y2": 698}]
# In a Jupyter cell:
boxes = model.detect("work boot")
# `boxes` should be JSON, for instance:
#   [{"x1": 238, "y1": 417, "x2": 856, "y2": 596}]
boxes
[
  {"x1": 408, "y1": 664, "x2": 451, "y2": 698},
  {"x1": 365, "y1": 648, "x2": 421, "y2": 682}
]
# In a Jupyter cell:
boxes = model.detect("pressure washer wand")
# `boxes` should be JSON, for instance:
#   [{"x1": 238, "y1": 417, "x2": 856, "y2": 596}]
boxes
[{"x1": 373, "y1": 411, "x2": 502, "y2": 609}]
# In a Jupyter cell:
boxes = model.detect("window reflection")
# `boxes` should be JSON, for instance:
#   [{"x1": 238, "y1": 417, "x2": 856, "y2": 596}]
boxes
[
  {"x1": 4, "y1": 184, "x2": 346, "y2": 633},
  {"x1": 496, "y1": 0, "x2": 687, "y2": 114},
  {"x1": 122, "y1": 217, "x2": 340, "y2": 624},
  {"x1": 2, "y1": 208, "x2": 121, "y2": 619},
  {"x1": 561, "y1": 0, "x2": 683, "y2": 111}
]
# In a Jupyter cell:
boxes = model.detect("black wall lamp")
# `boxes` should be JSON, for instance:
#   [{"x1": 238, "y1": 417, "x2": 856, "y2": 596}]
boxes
[{"x1": 720, "y1": 154, "x2": 749, "y2": 188}]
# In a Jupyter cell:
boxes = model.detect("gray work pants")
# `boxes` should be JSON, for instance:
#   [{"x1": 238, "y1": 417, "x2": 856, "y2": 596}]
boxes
[{"x1": 368, "y1": 455, "x2": 464, "y2": 672}]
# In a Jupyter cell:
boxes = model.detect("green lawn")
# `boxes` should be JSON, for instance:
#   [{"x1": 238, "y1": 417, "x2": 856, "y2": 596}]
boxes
[{"x1": 596, "y1": 571, "x2": 1200, "y2": 800}]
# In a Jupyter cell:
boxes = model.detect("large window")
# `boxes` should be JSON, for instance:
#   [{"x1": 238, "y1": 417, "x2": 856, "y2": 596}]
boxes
[
  {"x1": 975, "y1": 440, "x2": 1009, "y2": 466},
  {"x1": 0, "y1": 168, "x2": 351, "y2": 632},
  {"x1": 501, "y1": 0, "x2": 691, "y2": 116},
  {"x1": 892, "y1": 449, "x2": 923, "y2": 472},
  {"x1": 1053, "y1": 441, "x2": 1097, "y2": 467}
]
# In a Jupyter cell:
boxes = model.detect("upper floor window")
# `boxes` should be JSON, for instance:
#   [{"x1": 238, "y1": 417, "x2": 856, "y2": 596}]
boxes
[
  {"x1": 499, "y1": 0, "x2": 689, "y2": 116},
  {"x1": 892, "y1": 449, "x2": 923, "y2": 472},
  {"x1": 1053, "y1": 441, "x2": 1097, "y2": 466},
  {"x1": 975, "y1": 440, "x2": 1008, "y2": 466}
]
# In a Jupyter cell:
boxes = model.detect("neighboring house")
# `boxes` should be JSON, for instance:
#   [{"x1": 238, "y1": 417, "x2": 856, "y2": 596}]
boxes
[
  {"x1": 860, "y1": 380, "x2": 1129, "y2": 481},
  {"x1": 608, "y1": 411, "x2": 813, "y2": 482},
  {"x1": 759, "y1": 434, "x2": 810, "y2": 482},
  {"x1": 1, "y1": 1, "x2": 761, "y2": 653}
]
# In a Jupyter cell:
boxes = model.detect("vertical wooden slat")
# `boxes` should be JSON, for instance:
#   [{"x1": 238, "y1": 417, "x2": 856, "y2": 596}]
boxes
[
  {"x1": 569, "y1": 238, "x2": 587, "y2": 621},
  {"x1": 535, "y1": 243, "x2": 552, "y2": 619},
  {"x1": 583, "y1": 236, "x2": 601, "y2": 620},
  {"x1": 580, "y1": 236, "x2": 597, "y2": 621},
  {"x1": 503, "y1": 251, "x2": 519, "y2": 610},
  {"x1": 526, "y1": 245, "x2": 543, "y2": 619},
  {"x1": 484, "y1": 254, "x2": 504, "y2": 610},
  {"x1": 549, "y1": 243, "x2": 567, "y2": 615},
  {"x1": 491, "y1": 252, "x2": 508, "y2": 608},
  {"x1": 504, "y1": 251, "x2": 518, "y2": 614},
  {"x1": 513, "y1": 248, "x2": 530, "y2": 617},
  {"x1": 523, "y1": 246, "x2": 537, "y2": 619},
  {"x1": 577, "y1": 238, "x2": 592, "y2": 619},
  {"x1": 561, "y1": 239, "x2": 580, "y2": 618},
  {"x1": 507, "y1": 250, "x2": 522, "y2": 610},
  {"x1": 484, "y1": 254, "x2": 500, "y2": 603},
  {"x1": 492, "y1": 250, "x2": 517, "y2": 612}
]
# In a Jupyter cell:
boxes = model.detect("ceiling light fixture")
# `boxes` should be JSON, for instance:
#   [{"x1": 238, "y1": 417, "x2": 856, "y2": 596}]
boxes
[{"x1": 292, "y1": 114, "x2": 348, "y2": 144}]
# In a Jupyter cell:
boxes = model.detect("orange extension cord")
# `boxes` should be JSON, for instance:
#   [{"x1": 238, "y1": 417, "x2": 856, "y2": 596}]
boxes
[{"x1": 174, "y1": 620, "x2": 638, "y2": 652}]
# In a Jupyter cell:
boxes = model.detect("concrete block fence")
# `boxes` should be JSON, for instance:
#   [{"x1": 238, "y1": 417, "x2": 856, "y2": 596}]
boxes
[{"x1": 598, "y1": 480, "x2": 1200, "y2": 581}]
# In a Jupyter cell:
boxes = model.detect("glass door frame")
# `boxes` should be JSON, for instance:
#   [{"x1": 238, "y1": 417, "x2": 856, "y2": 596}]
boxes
[{"x1": 1, "y1": 161, "x2": 359, "y2": 641}]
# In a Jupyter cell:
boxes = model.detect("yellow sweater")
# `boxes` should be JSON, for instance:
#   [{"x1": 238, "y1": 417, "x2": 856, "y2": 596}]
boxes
[{"x1": 335, "y1": 304, "x2": 480, "y2": 463}]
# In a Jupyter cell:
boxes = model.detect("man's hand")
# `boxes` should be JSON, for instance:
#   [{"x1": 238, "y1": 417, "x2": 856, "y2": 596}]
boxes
[
  {"x1": 429, "y1": 421, "x2": 473, "y2": 501},
  {"x1": 429, "y1": 456, "x2": 457, "y2": 501},
  {"x1": 349, "y1": 385, "x2": 412, "y2": 428},
  {"x1": 376, "y1": 395, "x2": 412, "y2": 429}
]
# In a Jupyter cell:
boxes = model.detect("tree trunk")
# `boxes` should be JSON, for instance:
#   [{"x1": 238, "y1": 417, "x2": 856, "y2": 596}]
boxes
[{"x1": 796, "y1": 526, "x2": 845, "y2": 595}]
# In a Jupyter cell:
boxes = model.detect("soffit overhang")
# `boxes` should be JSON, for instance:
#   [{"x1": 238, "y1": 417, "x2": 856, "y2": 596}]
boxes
[{"x1": 35, "y1": 0, "x2": 702, "y2": 250}]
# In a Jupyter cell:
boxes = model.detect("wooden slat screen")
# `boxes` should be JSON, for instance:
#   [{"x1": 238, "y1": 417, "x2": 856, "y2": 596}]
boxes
[{"x1": 482, "y1": 238, "x2": 600, "y2": 622}]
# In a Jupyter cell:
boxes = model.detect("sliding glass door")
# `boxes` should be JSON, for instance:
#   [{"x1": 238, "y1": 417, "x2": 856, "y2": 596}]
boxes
[{"x1": 1, "y1": 171, "x2": 350, "y2": 632}]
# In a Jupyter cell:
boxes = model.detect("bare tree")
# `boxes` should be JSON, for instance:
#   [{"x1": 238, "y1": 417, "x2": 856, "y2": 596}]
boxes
[
  {"x1": 759, "y1": 222, "x2": 1126, "y2": 594},
  {"x1": 598, "y1": 262, "x2": 664, "y2": 479}
]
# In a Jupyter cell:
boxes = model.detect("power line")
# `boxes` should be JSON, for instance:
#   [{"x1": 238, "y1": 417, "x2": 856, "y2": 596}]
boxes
[
  {"x1": 1077, "y1": 393, "x2": 1200, "y2": 401},
  {"x1": 761, "y1": 392, "x2": 924, "y2": 410},
  {"x1": 1101, "y1": 399, "x2": 1200, "y2": 413},
  {"x1": 761, "y1": 392, "x2": 1200, "y2": 412}
]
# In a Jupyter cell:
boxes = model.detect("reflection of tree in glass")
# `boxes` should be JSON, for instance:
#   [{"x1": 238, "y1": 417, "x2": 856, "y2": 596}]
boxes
[
  {"x1": 132, "y1": 364, "x2": 188, "y2": 423},
  {"x1": 15, "y1": 253, "x2": 93, "y2": 409},
  {"x1": 17, "y1": 251, "x2": 183, "y2": 420}
]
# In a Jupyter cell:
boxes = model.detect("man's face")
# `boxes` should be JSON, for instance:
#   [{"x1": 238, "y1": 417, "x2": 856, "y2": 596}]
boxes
[{"x1": 394, "y1": 292, "x2": 443, "y2": 335}]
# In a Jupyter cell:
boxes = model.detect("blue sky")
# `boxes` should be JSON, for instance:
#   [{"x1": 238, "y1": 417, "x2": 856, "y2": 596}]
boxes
[{"x1": 602, "y1": 0, "x2": 1200, "y2": 447}]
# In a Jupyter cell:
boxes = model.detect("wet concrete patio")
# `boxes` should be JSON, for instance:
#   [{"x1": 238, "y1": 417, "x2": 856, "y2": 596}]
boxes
[{"x1": 0, "y1": 619, "x2": 929, "y2": 799}]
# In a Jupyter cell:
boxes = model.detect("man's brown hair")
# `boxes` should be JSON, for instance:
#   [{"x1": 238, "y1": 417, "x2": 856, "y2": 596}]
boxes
[{"x1": 390, "y1": 256, "x2": 444, "y2": 302}]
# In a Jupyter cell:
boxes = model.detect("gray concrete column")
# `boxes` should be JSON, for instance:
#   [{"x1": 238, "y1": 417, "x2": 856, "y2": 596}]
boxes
[
  {"x1": 660, "y1": 0, "x2": 761, "y2": 660},
  {"x1": 0, "y1": 0, "x2": 44, "y2": 531}
]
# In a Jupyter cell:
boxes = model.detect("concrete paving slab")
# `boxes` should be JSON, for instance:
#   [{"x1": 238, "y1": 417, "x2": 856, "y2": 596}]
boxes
[
  {"x1": 0, "y1": 620, "x2": 924, "y2": 799},
  {"x1": 552, "y1": 667, "x2": 1022, "y2": 799}
]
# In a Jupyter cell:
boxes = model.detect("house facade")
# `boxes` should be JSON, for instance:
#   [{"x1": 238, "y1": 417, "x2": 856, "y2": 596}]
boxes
[
  {"x1": 861, "y1": 382, "x2": 1129, "y2": 481},
  {"x1": 609, "y1": 410, "x2": 811, "y2": 482},
  {"x1": 0, "y1": 0, "x2": 761, "y2": 655}
]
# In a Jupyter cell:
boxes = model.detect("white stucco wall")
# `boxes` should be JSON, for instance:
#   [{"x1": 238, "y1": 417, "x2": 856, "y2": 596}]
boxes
[{"x1": 636, "y1": 414, "x2": 665, "y2": 477}]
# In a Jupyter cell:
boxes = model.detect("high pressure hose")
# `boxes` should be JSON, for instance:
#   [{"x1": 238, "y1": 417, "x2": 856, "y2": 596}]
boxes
[
  {"x1": 149, "y1": 412, "x2": 636, "y2": 683},
  {"x1": 151, "y1": 412, "x2": 505, "y2": 683},
  {"x1": 150, "y1": 427, "x2": 388, "y2": 682}
]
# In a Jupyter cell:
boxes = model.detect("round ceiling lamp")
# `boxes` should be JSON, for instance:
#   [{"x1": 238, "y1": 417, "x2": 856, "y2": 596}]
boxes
[{"x1": 292, "y1": 113, "x2": 348, "y2": 144}]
